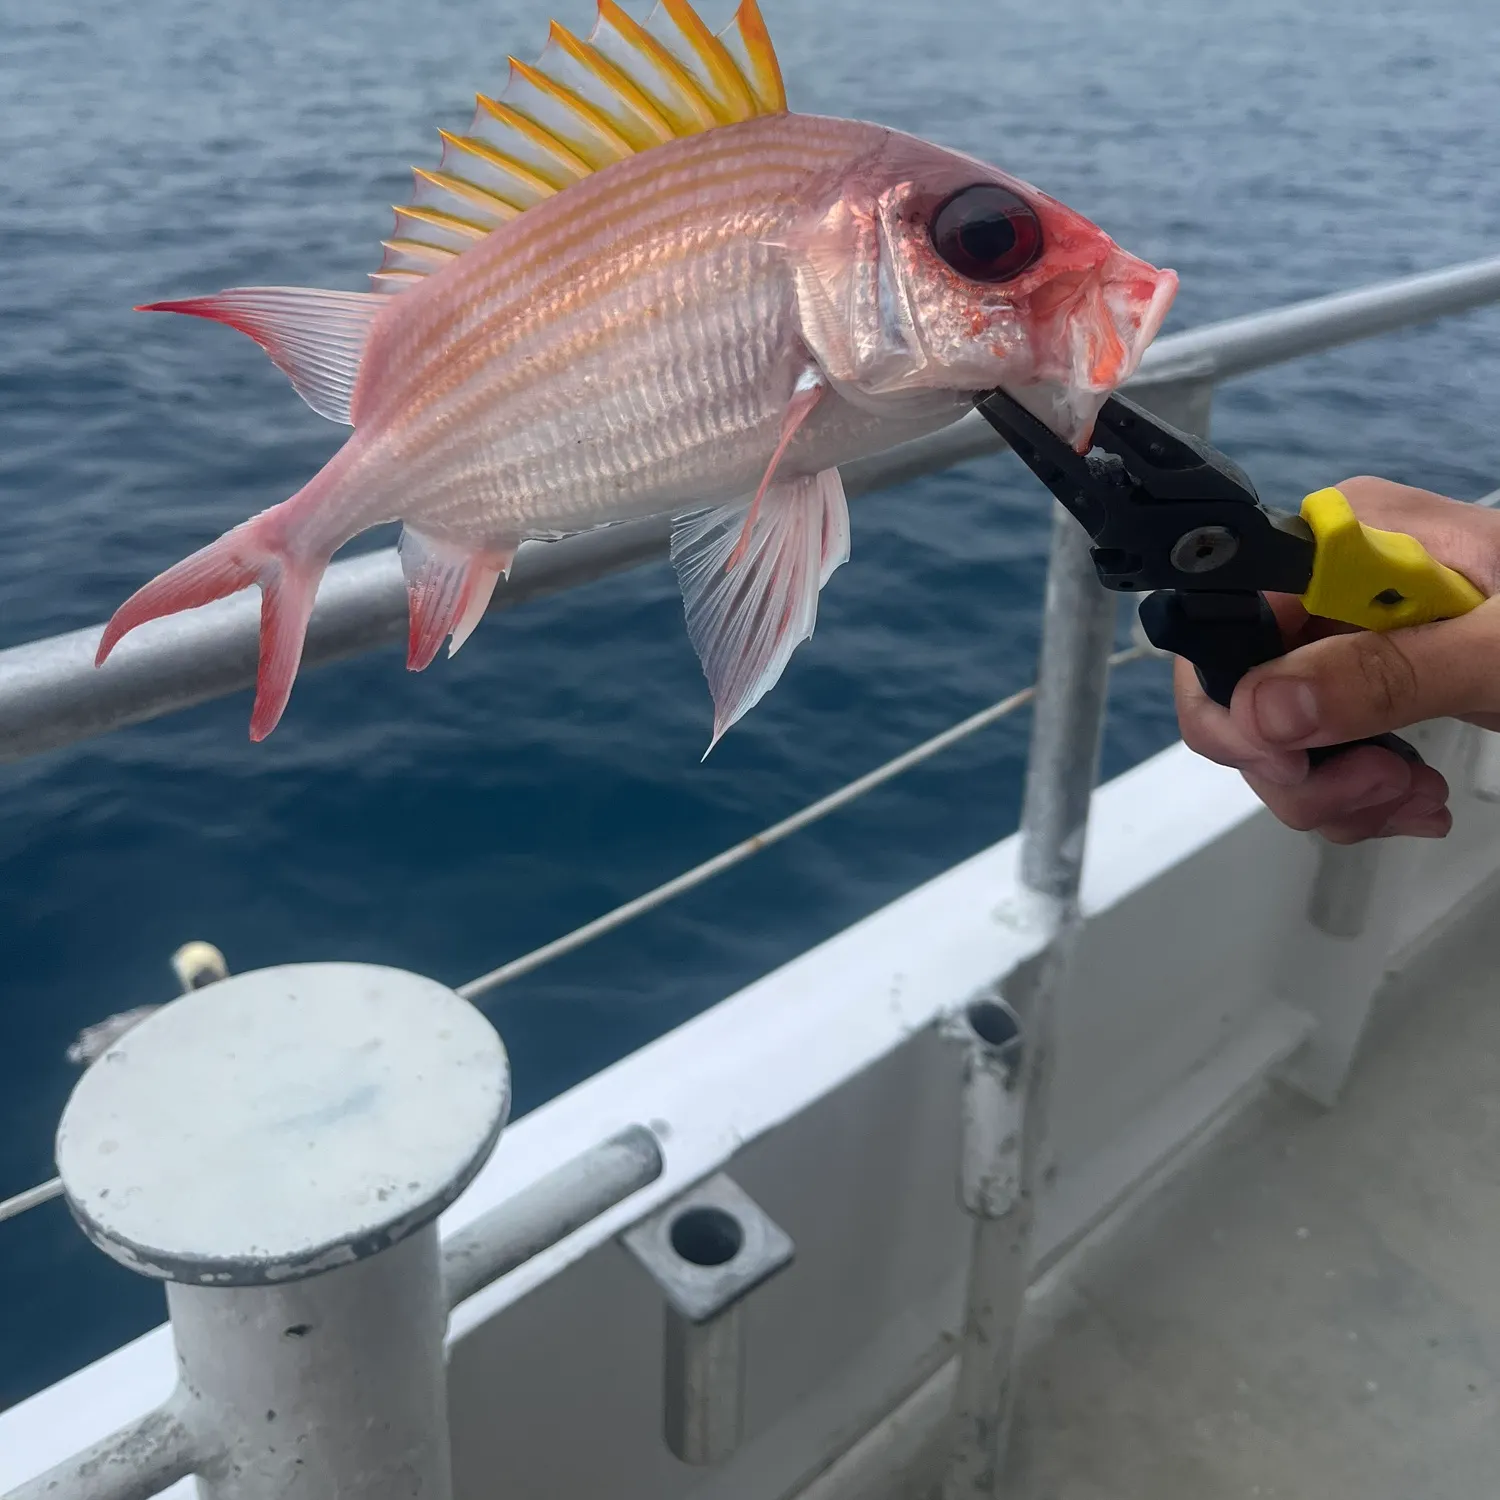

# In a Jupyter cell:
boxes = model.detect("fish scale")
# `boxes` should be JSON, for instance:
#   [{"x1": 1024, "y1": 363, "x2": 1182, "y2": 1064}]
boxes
[
  {"x1": 424, "y1": 246, "x2": 788, "y2": 527},
  {"x1": 99, "y1": 0, "x2": 1176, "y2": 748},
  {"x1": 367, "y1": 144, "x2": 842, "y2": 426},
  {"x1": 378, "y1": 244, "x2": 793, "y2": 536}
]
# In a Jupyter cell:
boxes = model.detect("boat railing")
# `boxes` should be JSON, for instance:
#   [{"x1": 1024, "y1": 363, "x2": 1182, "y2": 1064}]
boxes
[
  {"x1": 4, "y1": 253, "x2": 1500, "y2": 1500},
  {"x1": 2, "y1": 254, "x2": 1499, "y2": 765}
]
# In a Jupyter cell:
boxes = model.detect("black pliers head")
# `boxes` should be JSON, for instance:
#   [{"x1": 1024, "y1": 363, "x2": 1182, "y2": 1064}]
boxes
[{"x1": 975, "y1": 387, "x2": 1482, "y2": 767}]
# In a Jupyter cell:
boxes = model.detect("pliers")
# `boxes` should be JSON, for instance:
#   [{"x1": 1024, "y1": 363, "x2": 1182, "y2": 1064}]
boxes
[{"x1": 975, "y1": 387, "x2": 1485, "y2": 767}]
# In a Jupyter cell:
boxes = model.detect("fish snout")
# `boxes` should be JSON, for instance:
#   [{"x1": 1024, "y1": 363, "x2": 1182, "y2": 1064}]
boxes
[
  {"x1": 1035, "y1": 254, "x2": 1178, "y2": 450},
  {"x1": 1100, "y1": 252, "x2": 1178, "y2": 384},
  {"x1": 1067, "y1": 254, "x2": 1178, "y2": 393}
]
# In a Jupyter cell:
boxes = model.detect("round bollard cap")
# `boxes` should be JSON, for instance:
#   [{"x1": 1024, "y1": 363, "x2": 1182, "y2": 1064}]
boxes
[{"x1": 56, "y1": 963, "x2": 509, "y2": 1285}]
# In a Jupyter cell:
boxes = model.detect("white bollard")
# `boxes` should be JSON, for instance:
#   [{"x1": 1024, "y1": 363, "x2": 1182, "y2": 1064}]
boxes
[{"x1": 51, "y1": 962, "x2": 510, "y2": 1500}]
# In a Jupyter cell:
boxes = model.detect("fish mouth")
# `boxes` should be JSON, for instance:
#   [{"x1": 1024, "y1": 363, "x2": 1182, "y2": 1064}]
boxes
[{"x1": 1009, "y1": 255, "x2": 1179, "y2": 452}]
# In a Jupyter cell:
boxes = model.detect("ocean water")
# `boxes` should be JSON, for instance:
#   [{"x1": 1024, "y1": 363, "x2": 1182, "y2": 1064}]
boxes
[{"x1": 2, "y1": 0, "x2": 1498, "y2": 1410}]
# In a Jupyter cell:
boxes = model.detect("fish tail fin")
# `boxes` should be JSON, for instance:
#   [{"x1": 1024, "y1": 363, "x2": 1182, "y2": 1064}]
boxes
[{"x1": 95, "y1": 504, "x2": 329, "y2": 741}]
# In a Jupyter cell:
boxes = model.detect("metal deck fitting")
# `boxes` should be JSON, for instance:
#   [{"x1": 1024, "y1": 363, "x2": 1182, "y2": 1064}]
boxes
[
  {"x1": 623, "y1": 1173, "x2": 795, "y2": 1465},
  {"x1": 40, "y1": 962, "x2": 510, "y2": 1500}
]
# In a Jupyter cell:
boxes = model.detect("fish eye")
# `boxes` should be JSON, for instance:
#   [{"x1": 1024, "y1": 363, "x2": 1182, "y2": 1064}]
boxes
[{"x1": 929, "y1": 185, "x2": 1043, "y2": 283}]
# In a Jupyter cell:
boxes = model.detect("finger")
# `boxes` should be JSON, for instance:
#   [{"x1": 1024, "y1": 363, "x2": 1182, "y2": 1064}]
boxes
[
  {"x1": 1261, "y1": 589, "x2": 1310, "y2": 639},
  {"x1": 1174, "y1": 649, "x2": 1454, "y2": 835},
  {"x1": 1173, "y1": 654, "x2": 1306, "y2": 785},
  {"x1": 1238, "y1": 744, "x2": 1436, "y2": 833},
  {"x1": 1228, "y1": 597, "x2": 1500, "y2": 751},
  {"x1": 1334, "y1": 477, "x2": 1500, "y2": 592},
  {"x1": 1380, "y1": 800, "x2": 1454, "y2": 838},
  {"x1": 1318, "y1": 809, "x2": 1406, "y2": 844},
  {"x1": 1318, "y1": 797, "x2": 1453, "y2": 845}
]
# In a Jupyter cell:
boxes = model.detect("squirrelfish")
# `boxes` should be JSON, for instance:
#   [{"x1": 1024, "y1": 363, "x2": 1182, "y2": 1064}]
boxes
[{"x1": 98, "y1": 0, "x2": 1177, "y2": 746}]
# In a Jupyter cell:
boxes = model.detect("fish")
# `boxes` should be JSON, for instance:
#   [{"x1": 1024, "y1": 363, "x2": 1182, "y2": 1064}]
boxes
[{"x1": 97, "y1": 0, "x2": 1178, "y2": 748}]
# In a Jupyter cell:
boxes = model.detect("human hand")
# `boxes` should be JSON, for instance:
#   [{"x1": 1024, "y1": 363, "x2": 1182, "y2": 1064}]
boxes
[{"x1": 1172, "y1": 476, "x2": 1500, "y2": 844}]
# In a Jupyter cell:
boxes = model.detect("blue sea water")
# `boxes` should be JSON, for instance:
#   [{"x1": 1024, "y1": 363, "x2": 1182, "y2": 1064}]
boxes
[{"x1": 2, "y1": 0, "x2": 1499, "y2": 1410}]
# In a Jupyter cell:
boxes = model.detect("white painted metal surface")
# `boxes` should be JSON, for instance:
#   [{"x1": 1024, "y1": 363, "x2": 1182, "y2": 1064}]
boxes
[
  {"x1": 623, "y1": 1174, "x2": 797, "y2": 1465},
  {"x1": 944, "y1": 497, "x2": 1119, "y2": 1500},
  {"x1": 442, "y1": 1125, "x2": 663, "y2": 1309},
  {"x1": 431, "y1": 732, "x2": 1497, "y2": 1500},
  {"x1": 169, "y1": 1229, "x2": 454, "y2": 1500},
  {"x1": 16, "y1": 965, "x2": 513, "y2": 1500},
  {"x1": 1003, "y1": 910, "x2": 1500, "y2": 1500},
  {"x1": 56, "y1": 963, "x2": 509, "y2": 1283}
]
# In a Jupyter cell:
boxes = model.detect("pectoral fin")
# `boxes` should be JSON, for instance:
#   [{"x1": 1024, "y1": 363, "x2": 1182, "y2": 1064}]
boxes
[
  {"x1": 671, "y1": 466, "x2": 849, "y2": 753},
  {"x1": 727, "y1": 364, "x2": 826, "y2": 569}
]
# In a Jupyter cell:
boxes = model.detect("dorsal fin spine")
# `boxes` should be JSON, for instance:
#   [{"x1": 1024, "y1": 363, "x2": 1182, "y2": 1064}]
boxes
[
  {"x1": 548, "y1": 21, "x2": 675, "y2": 145},
  {"x1": 438, "y1": 129, "x2": 568, "y2": 196},
  {"x1": 398, "y1": 204, "x2": 490, "y2": 238},
  {"x1": 596, "y1": 0, "x2": 718, "y2": 130},
  {"x1": 371, "y1": 270, "x2": 425, "y2": 293},
  {"x1": 374, "y1": 0, "x2": 788, "y2": 293},
  {"x1": 508, "y1": 56, "x2": 636, "y2": 160},
  {"x1": 412, "y1": 167, "x2": 525, "y2": 221},
  {"x1": 659, "y1": 0, "x2": 756, "y2": 120},
  {"x1": 475, "y1": 95, "x2": 592, "y2": 177},
  {"x1": 727, "y1": 0, "x2": 785, "y2": 113},
  {"x1": 381, "y1": 240, "x2": 458, "y2": 278}
]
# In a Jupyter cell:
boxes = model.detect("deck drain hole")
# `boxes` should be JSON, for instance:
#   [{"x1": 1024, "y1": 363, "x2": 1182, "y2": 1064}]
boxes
[
  {"x1": 966, "y1": 998, "x2": 1020, "y2": 1049},
  {"x1": 670, "y1": 1206, "x2": 743, "y2": 1267}
]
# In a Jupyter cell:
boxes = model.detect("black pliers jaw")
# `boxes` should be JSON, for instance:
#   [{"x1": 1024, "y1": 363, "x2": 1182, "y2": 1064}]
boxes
[{"x1": 974, "y1": 387, "x2": 1423, "y2": 766}]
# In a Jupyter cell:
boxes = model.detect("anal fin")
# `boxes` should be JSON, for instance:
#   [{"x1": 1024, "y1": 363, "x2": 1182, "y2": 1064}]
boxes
[
  {"x1": 399, "y1": 528, "x2": 516, "y2": 670},
  {"x1": 671, "y1": 467, "x2": 849, "y2": 753}
]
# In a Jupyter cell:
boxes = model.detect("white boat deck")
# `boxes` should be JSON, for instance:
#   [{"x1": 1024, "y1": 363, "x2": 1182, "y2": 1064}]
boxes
[{"x1": 1009, "y1": 900, "x2": 1500, "y2": 1500}]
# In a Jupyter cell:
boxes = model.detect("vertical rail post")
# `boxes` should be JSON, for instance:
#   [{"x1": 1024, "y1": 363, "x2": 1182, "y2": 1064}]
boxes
[
  {"x1": 945, "y1": 380, "x2": 1211, "y2": 1497},
  {"x1": 1016, "y1": 507, "x2": 1121, "y2": 902},
  {"x1": 1284, "y1": 714, "x2": 1468, "y2": 1103},
  {"x1": 942, "y1": 504, "x2": 1118, "y2": 1499}
]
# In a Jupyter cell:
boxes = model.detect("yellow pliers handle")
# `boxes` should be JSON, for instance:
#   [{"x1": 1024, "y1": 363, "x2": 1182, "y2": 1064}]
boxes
[{"x1": 1298, "y1": 487, "x2": 1485, "y2": 632}]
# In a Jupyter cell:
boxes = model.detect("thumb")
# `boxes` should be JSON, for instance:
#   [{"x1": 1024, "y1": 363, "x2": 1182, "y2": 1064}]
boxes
[{"x1": 1228, "y1": 597, "x2": 1500, "y2": 750}]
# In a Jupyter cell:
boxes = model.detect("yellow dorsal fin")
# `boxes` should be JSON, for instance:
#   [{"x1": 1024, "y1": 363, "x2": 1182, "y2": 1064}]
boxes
[{"x1": 372, "y1": 0, "x2": 787, "y2": 294}]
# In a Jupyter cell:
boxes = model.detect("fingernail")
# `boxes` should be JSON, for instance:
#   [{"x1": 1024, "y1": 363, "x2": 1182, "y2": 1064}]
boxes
[
  {"x1": 1248, "y1": 753, "x2": 1307, "y2": 788},
  {"x1": 1347, "y1": 778, "x2": 1409, "y2": 813},
  {"x1": 1251, "y1": 679, "x2": 1319, "y2": 745},
  {"x1": 1381, "y1": 809, "x2": 1451, "y2": 839},
  {"x1": 1401, "y1": 796, "x2": 1445, "y2": 820}
]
